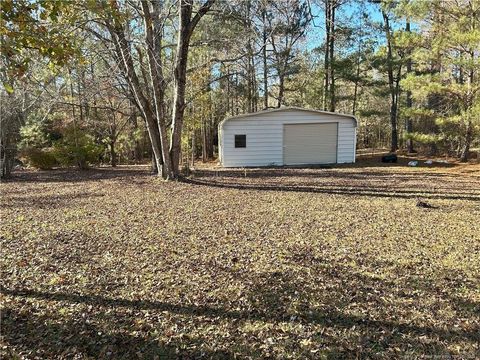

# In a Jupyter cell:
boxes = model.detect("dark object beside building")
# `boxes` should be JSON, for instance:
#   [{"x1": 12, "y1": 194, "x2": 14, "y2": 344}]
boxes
[{"x1": 381, "y1": 154, "x2": 398, "y2": 163}]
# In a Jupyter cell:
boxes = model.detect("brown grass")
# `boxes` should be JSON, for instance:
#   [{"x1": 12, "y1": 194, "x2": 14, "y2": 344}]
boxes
[{"x1": 1, "y1": 158, "x2": 479, "y2": 359}]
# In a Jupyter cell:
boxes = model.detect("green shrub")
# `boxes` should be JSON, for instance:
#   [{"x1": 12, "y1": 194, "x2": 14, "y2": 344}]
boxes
[
  {"x1": 52, "y1": 126, "x2": 102, "y2": 169},
  {"x1": 22, "y1": 147, "x2": 57, "y2": 170},
  {"x1": 19, "y1": 121, "x2": 49, "y2": 149},
  {"x1": 19, "y1": 112, "x2": 63, "y2": 150},
  {"x1": 53, "y1": 142, "x2": 102, "y2": 169}
]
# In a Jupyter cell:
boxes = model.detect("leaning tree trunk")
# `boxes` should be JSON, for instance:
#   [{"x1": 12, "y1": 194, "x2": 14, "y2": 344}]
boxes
[{"x1": 109, "y1": 23, "x2": 164, "y2": 175}]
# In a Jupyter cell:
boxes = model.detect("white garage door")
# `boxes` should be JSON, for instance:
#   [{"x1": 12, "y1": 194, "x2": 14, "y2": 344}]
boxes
[{"x1": 283, "y1": 123, "x2": 338, "y2": 165}]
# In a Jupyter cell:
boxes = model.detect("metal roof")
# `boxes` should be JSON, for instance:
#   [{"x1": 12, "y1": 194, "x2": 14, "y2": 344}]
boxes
[{"x1": 219, "y1": 106, "x2": 358, "y2": 129}]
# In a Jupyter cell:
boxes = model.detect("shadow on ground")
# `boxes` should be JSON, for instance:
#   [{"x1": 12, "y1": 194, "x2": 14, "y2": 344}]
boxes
[
  {"x1": 4, "y1": 167, "x2": 151, "y2": 184},
  {"x1": 2, "y1": 256, "x2": 478, "y2": 359},
  {"x1": 4, "y1": 165, "x2": 479, "y2": 206},
  {"x1": 182, "y1": 175, "x2": 480, "y2": 201}
]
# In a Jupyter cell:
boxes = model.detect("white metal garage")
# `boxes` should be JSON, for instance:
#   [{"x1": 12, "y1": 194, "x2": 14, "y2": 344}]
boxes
[{"x1": 218, "y1": 107, "x2": 357, "y2": 168}]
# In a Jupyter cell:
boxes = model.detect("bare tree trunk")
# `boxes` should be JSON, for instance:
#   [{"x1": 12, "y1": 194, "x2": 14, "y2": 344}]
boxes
[
  {"x1": 191, "y1": 130, "x2": 195, "y2": 167},
  {"x1": 235, "y1": 74, "x2": 239, "y2": 115},
  {"x1": 262, "y1": 9, "x2": 269, "y2": 109},
  {"x1": 170, "y1": 0, "x2": 215, "y2": 178},
  {"x1": 323, "y1": 0, "x2": 331, "y2": 111},
  {"x1": 110, "y1": 141, "x2": 117, "y2": 167},
  {"x1": 129, "y1": 105, "x2": 142, "y2": 163},
  {"x1": 252, "y1": 57, "x2": 258, "y2": 112},
  {"x1": 389, "y1": 92, "x2": 399, "y2": 152},
  {"x1": 460, "y1": 120, "x2": 472, "y2": 162},
  {"x1": 352, "y1": 54, "x2": 360, "y2": 115},
  {"x1": 207, "y1": 115, "x2": 214, "y2": 159},
  {"x1": 461, "y1": 48, "x2": 475, "y2": 162},
  {"x1": 246, "y1": 55, "x2": 253, "y2": 113},
  {"x1": 68, "y1": 68, "x2": 84, "y2": 168},
  {"x1": 246, "y1": 0, "x2": 253, "y2": 113},
  {"x1": 226, "y1": 65, "x2": 233, "y2": 116},
  {"x1": 141, "y1": 1, "x2": 173, "y2": 179},
  {"x1": 460, "y1": 11, "x2": 476, "y2": 162},
  {"x1": 0, "y1": 99, "x2": 19, "y2": 179},
  {"x1": 249, "y1": 53, "x2": 257, "y2": 112},
  {"x1": 107, "y1": 21, "x2": 164, "y2": 175},
  {"x1": 151, "y1": 153, "x2": 158, "y2": 173},
  {"x1": 77, "y1": 70, "x2": 85, "y2": 124},
  {"x1": 405, "y1": 20, "x2": 414, "y2": 153},
  {"x1": 328, "y1": 1, "x2": 336, "y2": 112},
  {"x1": 201, "y1": 117, "x2": 206, "y2": 162},
  {"x1": 277, "y1": 71, "x2": 285, "y2": 108},
  {"x1": 170, "y1": 5, "x2": 191, "y2": 177},
  {"x1": 201, "y1": 107, "x2": 214, "y2": 161},
  {"x1": 383, "y1": 10, "x2": 400, "y2": 152}
]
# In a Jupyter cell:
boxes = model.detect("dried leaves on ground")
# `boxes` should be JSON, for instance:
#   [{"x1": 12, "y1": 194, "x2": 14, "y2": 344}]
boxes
[{"x1": 1, "y1": 160, "x2": 479, "y2": 359}]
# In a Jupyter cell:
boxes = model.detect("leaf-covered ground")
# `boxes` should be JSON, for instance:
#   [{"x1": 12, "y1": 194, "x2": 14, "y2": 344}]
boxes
[{"x1": 1, "y1": 159, "x2": 479, "y2": 359}]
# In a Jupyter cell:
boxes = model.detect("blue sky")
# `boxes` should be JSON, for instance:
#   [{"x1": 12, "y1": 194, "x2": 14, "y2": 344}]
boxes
[{"x1": 304, "y1": 1, "x2": 386, "y2": 51}]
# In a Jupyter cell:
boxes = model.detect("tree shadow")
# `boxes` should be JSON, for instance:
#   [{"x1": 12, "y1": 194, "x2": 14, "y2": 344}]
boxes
[
  {"x1": 238, "y1": 267, "x2": 479, "y2": 357},
  {"x1": 192, "y1": 168, "x2": 465, "y2": 180},
  {"x1": 2, "y1": 259, "x2": 478, "y2": 359},
  {"x1": 4, "y1": 167, "x2": 151, "y2": 184},
  {"x1": 1, "y1": 192, "x2": 107, "y2": 209},
  {"x1": 1, "y1": 307, "x2": 238, "y2": 360},
  {"x1": 182, "y1": 177, "x2": 480, "y2": 201}
]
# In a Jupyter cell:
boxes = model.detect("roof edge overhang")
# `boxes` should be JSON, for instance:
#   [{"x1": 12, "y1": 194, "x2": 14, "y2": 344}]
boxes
[{"x1": 218, "y1": 106, "x2": 358, "y2": 131}]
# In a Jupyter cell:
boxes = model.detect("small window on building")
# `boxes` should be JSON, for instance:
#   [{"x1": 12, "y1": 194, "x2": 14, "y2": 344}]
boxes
[{"x1": 235, "y1": 134, "x2": 246, "y2": 148}]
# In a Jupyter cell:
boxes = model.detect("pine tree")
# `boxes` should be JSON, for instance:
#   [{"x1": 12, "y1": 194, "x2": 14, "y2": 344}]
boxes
[{"x1": 402, "y1": 0, "x2": 479, "y2": 161}]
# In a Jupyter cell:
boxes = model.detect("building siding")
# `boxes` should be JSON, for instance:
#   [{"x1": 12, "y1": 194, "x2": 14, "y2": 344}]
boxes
[{"x1": 219, "y1": 109, "x2": 356, "y2": 167}]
